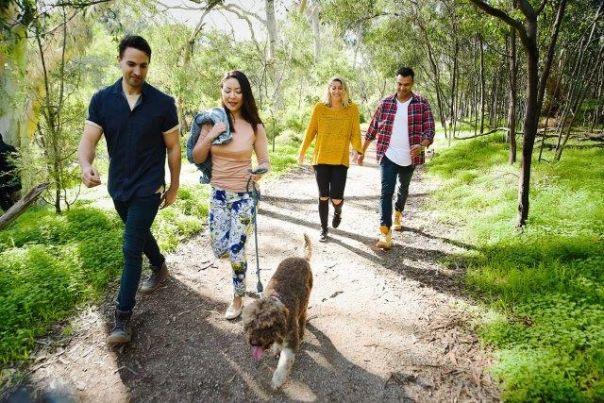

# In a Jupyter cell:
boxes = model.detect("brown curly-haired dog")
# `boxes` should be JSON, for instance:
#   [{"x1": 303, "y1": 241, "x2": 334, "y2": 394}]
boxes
[{"x1": 242, "y1": 234, "x2": 313, "y2": 389}]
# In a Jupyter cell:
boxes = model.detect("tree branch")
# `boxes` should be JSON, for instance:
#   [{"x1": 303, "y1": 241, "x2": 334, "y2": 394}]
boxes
[
  {"x1": 55, "y1": 0, "x2": 114, "y2": 8},
  {"x1": 536, "y1": 0, "x2": 549, "y2": 16},
  {"x1": 537, "y1": 0, "x2": 567, "y2": 111},
  {"x1": 219, "y1": 3, "x2": 266, "y2": 25},
  {"x1": 517, "y1": 0, "x2": 537, "y2": 20},
  {"x1": 217, "y1": 3, "x2": 265, "y2": 55},
  {"x1": 468, "y1": 0, "x2": 529, "y2": 48}
]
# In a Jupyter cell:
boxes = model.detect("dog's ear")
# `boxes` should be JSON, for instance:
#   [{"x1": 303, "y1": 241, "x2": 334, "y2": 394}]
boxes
[{"x1": 242, "y1": 302, "x2": 258, "y2": 330}]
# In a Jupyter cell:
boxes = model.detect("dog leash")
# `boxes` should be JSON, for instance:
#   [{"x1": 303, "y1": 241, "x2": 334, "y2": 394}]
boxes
[{"x1": 247, "y1": 167, "x2": 268, "y2": 294}]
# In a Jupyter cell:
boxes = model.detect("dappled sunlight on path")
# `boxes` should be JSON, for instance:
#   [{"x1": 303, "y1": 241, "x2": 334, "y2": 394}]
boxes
[{"x1": 22, "y1": 153, "x2": 499, "y2": 401}]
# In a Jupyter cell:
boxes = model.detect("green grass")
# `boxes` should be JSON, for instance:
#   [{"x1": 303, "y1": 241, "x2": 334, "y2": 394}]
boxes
[
  {"x1": 0, "y1": 185, "x2": 208, "y2": 370},
  {"x1": 267, "y1": 130, "x2": 305, "y2": 176},
  {"x1": 428, "y1": 134, "x2": 604, "y2": 401}
]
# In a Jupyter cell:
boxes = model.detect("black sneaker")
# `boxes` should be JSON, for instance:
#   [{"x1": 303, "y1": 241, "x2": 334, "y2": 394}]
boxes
[
  {"x1": 107, "y1": 309, "x2": 132, "y2": 345},
  {"x1": 332, "y1": 212, "x2": 342, "y2": 228},
  {"x1": 140, "y1": 262, "x2": 169, "y2": 294},
  {"x1": 319, "y1": 229, "x2": 328, "y2": 242}
]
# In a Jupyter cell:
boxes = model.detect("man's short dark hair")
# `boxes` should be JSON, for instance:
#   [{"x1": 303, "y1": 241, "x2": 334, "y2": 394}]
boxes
[
  {"x1": 396, "y1": 67, "x2": 415, "y2": 79},
  {"x1": 118, "y1": 35, "x2": 152, "y2": 60}
]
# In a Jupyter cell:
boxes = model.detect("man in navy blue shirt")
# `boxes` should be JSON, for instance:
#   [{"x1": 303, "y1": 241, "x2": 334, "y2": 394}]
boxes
[{"x1": 78, "y1": 35, "x2": 181, "y2": 345}]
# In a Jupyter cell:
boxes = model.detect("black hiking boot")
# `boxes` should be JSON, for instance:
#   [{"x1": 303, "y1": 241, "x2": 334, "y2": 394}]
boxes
[
  {"x1": 319, "y1": 228, "x2": 328, "y2": 242},
  {"x1": 140, "y1": 262, "x2": 169, "y2": 294},
  {"x1": 332, "y1": 212, "x2": 342, "y2": 228},
  {"x1": 107, "y1": 309, "x2": 132, "y2": 346}
]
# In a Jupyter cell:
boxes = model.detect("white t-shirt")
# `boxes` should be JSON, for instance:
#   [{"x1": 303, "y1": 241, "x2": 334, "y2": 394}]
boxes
[
  {"x1": 385, "y1": 98, "x2": 412, "y2": 166},
  {"x1": 125, "y1": 93, "x2": 141, "y2": 110}
]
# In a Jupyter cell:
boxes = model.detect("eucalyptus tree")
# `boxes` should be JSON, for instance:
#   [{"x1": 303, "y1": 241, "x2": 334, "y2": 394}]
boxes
[
  {"x1": 0, "y1": 2, "x2": 114, "y2": 127},
  {"x1": 30, "y1": 5, "x2": 98, "y2": 213},
  {"x1": 1, "y1": 0, "x2": 115, "y2": 212},
  {"x1": 469, "y1": 0, "x2": 568, "y2": 227}
]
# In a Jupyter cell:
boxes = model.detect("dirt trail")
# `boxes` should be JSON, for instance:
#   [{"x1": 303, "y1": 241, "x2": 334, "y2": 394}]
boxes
[{"x1": 13, "y1": 155, "x2": 499, "y2": 402}]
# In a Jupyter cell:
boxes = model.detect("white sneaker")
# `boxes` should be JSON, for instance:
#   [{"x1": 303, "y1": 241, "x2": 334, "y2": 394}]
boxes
[{"x1": 225, "y1": 303, "x2": 243, "y2": 320}]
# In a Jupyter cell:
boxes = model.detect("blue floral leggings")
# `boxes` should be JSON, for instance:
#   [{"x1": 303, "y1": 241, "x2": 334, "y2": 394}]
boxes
[{"x1": 209, "y1": 187, "x2": 255, "y2": 297}]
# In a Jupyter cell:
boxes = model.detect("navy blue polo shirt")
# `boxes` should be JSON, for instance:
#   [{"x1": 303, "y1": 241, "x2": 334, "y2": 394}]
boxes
[{"x1": 87, "y1": 79, "x2": 178, "y2": 201}]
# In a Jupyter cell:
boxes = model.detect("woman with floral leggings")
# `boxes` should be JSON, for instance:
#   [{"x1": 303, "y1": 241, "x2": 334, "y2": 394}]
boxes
[{"x1": 192, "y1": 71, "x2": 270, "y2": 320}]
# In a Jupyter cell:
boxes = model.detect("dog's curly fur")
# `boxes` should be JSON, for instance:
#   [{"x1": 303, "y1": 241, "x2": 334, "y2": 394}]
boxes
[{"x1": 242, "y1": 234, "x2": 313, "y2": 389}]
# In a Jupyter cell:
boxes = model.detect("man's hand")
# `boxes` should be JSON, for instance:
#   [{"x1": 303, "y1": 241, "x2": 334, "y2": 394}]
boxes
[
  {"x1": 297, "y1": 153, "x2": 305, "y2": 165},
  {"x1": 410, "y1": 144, "x2": 425, "y2": 158},
  {"x1": 160, "y1": 185, "x2": 178, "y2": 209},
  {"x1": 357, "y1": 153, "x2": 365, "y2": 166},
  {"x1": 81, "y1": 166, "x2": 101, "y2": 188}
]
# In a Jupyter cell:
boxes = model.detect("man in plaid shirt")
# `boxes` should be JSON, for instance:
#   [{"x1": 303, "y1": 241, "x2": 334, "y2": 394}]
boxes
[{"x1": 358, "y1": 67, "x2": 435, "y2": 250}]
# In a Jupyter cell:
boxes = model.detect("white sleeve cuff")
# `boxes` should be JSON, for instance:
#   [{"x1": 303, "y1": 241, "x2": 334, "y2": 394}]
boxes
[
  {"x1": 85, "y1": 120, "x2": 103, "y2": 131},
  {"x1": 163, "y1": 124, "x2": 180, "y2": 135}
]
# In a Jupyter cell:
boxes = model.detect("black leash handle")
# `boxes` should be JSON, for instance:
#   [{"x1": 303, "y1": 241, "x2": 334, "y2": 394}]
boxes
[{"x1": 247, "y1": 167, "x2": 268, "y2": 294}]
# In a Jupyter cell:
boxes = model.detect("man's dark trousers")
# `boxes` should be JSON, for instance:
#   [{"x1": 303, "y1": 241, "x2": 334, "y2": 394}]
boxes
[
  {"x1": 113, "y1": 193, "x2": 164, "y2": 312},
  {"x1": 380, "y1": 156, "x2": 415, "y2": 228}
]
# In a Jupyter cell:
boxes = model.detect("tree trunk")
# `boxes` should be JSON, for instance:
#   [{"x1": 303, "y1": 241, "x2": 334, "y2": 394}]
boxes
[
  {"x1": 508, "y1": 29, "x2": 518, "y2": 164},
  {"x1": 517, "y1": 19, "x2": 539, "y2": 228},
  {"x1": 490, "y1": 66, "x2": 500, "y2": 129},
  {"x1": 414, "y1": 9, "x2": 448, "y2": 138},
  {"x1": 306, "y1": 2, "x2": 321, "y2": 62},
  {"x1": 449, "y1": 38, "x2": 459, "y2": 142},
  {"x1": 479, "y1": 35, "x2": 486, "y2": 134},
  {"x1": 0, "y1": 183, "x2": 49, "y2": 231},
  {"x1": 265, "y1": 0, "x2": 277, "y2": 79}
]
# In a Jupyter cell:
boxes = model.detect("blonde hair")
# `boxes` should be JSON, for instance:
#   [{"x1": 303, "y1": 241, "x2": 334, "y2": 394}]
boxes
[{"x1": 323, "y1": 76, "x2": 352, "y2": 107}]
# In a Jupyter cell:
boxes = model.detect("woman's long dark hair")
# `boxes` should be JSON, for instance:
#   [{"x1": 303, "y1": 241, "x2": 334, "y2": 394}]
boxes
[{"x1": 221, "y1": 70, "x2": 263, "y2": 133}]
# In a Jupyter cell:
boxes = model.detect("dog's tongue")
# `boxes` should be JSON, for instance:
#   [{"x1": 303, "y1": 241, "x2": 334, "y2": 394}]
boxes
[{"x1": 252, "y1": 346, "x2": 264, "y2": 361}]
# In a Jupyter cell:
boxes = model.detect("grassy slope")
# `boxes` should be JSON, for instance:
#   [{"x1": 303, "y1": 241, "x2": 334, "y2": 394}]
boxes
[{"x1": 427, "y1": 134, "x2": 604, "y2": 402}]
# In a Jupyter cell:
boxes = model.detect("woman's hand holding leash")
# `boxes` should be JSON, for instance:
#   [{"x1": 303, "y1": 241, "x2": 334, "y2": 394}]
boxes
[{"x1": 249, "y1": 167, "x2": 268, "y2": 183}]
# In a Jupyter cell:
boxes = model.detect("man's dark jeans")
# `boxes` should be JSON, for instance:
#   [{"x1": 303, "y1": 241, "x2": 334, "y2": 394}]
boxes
[
  {"x1": 380, "y1": 156, "x2": 415, "y2": 228},
  {"x1": 113, "y1": 193, "x2": 164, "y2": 312}
]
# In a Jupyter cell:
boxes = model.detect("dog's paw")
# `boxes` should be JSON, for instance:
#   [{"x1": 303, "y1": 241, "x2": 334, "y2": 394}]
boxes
[{"x1": 271, "y1": 369, "x2": 287, "y2": 389}]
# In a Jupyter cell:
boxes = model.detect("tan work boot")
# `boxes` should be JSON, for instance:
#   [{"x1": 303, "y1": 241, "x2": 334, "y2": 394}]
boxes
[
  {"x1": 140, "y1": 262, "x2": 169, "y2": 294},
  {"x1": 375, "y1": 225, "x2": 392, "y2": 250},
  {"x1": 393, "y1": 211, "x2": 402, "y2": 231},
  {"x1": 107, "y1": 309, "x2": 132, "y2": 346}
]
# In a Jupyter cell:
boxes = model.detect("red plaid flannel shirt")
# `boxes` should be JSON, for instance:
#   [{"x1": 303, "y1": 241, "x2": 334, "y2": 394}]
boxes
[{"x1": 365, "y1": 94, "x2": 435, "y2": 165}]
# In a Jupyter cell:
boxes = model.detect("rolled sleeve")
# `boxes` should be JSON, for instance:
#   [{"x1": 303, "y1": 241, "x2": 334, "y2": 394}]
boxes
[
  {"x1": 86, "y1": 92, "x2": 103, "y2": 130},
  {"x1": 161, "y1": 97, "x2": 179, "y2": 134},
  {"x1": 422, "y1": 101, "x2": 436, "y2": 144}
]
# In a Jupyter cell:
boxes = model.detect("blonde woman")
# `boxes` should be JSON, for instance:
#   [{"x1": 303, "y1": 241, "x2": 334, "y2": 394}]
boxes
[{"x1": 298, "y1": 77, "x2": 363, "y2": 242}]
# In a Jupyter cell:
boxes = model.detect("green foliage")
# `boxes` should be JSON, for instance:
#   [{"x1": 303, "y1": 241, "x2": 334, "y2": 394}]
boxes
[
  {"x1": 0, "y1": 207, "x2": 121, "y2": 364},
  {"x1": 428, "y1": 135, "x2": 604, "y2": 401},
  {"x1": 268, "y1": 140, "x2": 301, "y2": 176},
  {"x1": 0, "y1": 186, "x2": 208, "y2": 367}
]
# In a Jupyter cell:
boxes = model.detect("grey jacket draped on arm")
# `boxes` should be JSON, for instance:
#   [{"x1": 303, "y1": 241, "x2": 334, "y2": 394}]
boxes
[{"x1": 186, "y1": 107, "x2": 232, "y2": 184}]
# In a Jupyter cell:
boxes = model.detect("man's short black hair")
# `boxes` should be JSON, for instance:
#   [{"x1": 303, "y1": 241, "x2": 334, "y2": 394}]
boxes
[
  {"x1": 396, "y1": 67, "x2": 415, "y2": 79},
  {"x1": 118, "y1": 35, "x2": 152, "y2": 60}
]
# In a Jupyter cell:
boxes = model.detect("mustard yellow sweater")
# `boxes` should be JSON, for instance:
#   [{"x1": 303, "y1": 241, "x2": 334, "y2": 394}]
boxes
[{"x1": 299, "y1": 102, "x2": 363, "y2": 167}]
